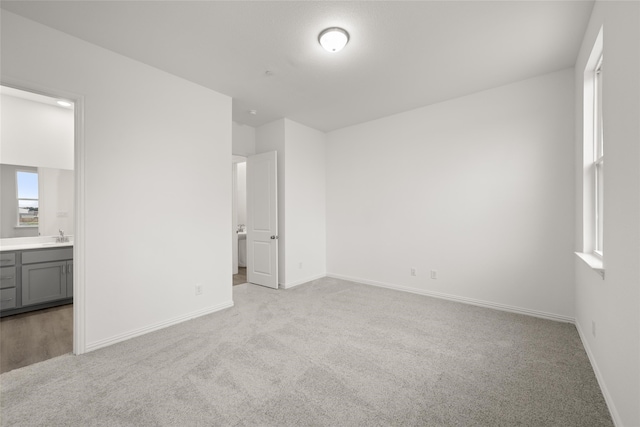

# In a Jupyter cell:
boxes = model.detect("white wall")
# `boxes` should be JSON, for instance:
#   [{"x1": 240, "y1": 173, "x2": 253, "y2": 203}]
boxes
[
  {"x1": 1, "y1": 11, "x2": 233, "y2": 352},
  {"x1": 327, "y1": 69, "x2": 575, "y2": 320},
  {"x1": 0, "y1": 94, "x2": 74, "y2": 170},
  {"x1": 573, "y1": 2, "x2": 640, "y2": 425},
  {"x1": 232, "y1": 121, "x2": 256, "y2": 156},
  {"x1": 283, "y1": 119, "x2": 326, "y2": 288}
]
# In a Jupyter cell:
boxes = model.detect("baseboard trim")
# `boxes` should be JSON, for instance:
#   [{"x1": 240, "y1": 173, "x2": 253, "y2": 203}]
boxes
[
  {"x1": 575, "y1": 321, "x2": 622, "y2": 427},
  {"x1": 327, "y1": 273, "x2": 574, "y2": 323},
  {"x1": 85, "y1": 300, "x2": 234, "y2": 353},
  {"x1": 281, "y1": 273, "x2": 327, "y2": 290}
]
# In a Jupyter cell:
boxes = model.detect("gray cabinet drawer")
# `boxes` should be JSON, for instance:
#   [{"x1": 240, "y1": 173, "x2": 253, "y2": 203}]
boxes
[
  {"x1": 0, "y1": 267, "x2": 17, "y2": 289},
  {"x1": 0, "y1": 253, "x2": 16, "y2": 267},
  {"x1": 22, "y1": 248, "x2": 73, "y2": 265},
  {"x1": 1, "y1": 288, "x2": 17, "y2": 310}
]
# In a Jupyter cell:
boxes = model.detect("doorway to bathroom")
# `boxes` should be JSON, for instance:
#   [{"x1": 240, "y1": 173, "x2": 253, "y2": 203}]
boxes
[
  {"x1": 0, "y1": 84, "x2": 77, "y2": 373},
  {"x1": 232, "y1": 155, "x2": 247, "y2": 286}
]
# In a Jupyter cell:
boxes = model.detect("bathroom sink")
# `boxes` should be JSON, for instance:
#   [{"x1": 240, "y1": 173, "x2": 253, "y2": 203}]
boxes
[{"x1": 0, "y1": 237, "x2": 74, "y2": 251}]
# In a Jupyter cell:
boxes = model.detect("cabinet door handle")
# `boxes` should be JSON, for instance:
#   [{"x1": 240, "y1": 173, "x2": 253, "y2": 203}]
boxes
[
  {"x1": 0, "y1": 276, "x2": 14, "y2": 280},
  {"x1": 1, "y1": 298, "x2": 13, "y2": 302},
  {"x1": 68, "y1": 264, "x2": 72, "y2": 274}
]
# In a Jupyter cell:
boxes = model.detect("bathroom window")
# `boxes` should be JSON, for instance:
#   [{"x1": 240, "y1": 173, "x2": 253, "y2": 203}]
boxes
[{"x1": 17, "y1": 170, "x2": 39, "y2": 226}]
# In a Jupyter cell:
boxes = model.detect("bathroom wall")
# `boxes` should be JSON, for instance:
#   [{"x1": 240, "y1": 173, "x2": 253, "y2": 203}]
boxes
[
  {"x1": 0, "y1": 93, "x2": 74, "y2": 170},
  {"x1": 38, "y1": 167, "x2": 74, "y2": 237},
  {"x1": 0, "y1": 91, "x2": 74, "y2": 238},
  {"x1": 236, "y1": 161, "x2": 247, "y2": 269},
  {"x1": 236, "y1": 162, "x2": 247, "y2": 227}
]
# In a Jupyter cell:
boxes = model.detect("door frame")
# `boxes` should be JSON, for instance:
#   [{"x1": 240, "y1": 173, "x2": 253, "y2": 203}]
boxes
[
  {"x1": 231, "y1": 156, "x2": 247, "y2": 276},
  {"x1": 232, "y1": 162, "x2": 238, "y2": 275},
  {"x1": 1, "y1": 78, "x2": 86, "y2": 354}
]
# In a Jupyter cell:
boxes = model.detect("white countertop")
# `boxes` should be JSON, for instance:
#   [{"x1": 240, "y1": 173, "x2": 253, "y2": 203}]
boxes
[{"x1": 0, "y1": 237, "x2": 74, "y2": 252}]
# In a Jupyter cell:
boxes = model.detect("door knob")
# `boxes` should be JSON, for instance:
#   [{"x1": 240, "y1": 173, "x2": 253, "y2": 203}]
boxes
[{"x1": 270, "y1": 235, "x2": 279, "y2": 239}]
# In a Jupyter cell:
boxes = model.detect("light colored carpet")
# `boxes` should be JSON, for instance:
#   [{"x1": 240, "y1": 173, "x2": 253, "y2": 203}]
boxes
[{"x1": 0, "y1": 277, "x2": 612, "y2": 426}]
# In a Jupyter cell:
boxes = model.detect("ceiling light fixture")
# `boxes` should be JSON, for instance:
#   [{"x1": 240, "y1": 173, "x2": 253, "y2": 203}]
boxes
[
  {"x1": 56, "y1": 100, "x2": 72, "y2": 107},
  {"x1": 318, "y1": 27, "x2": 349, "y2": 53}
]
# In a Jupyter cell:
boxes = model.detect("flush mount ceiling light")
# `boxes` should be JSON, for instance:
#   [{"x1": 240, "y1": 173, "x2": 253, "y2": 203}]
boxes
[
  {"x1": 318, "y1": 27, "x2": 349, "y2": 53},
  {"x1": 56, "y1": 100, "x2": 72, "y2": 107}
]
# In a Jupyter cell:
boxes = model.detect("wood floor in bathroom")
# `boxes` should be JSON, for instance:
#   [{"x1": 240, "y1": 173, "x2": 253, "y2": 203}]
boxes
[
  {"x1": 233, "y1": 267, "x2": 247, "y2": 286},
  {"x1": 0, "y1": 304, "x2": 73, "y2": 374}
]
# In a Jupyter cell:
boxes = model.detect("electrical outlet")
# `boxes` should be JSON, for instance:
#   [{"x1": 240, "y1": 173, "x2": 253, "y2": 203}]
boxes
[
  {"x1": 195, "y1": 284, "x2": 203, "y2": 296},
  {"x1": 430, "y1": 270, "x2": 437, "y2": 279},
  {"x1": 410, "y1": 268, "x2": 417, "y2": 276},
  {"x1": 592, "y1": 320, "x2": 596, "y2": 337}
]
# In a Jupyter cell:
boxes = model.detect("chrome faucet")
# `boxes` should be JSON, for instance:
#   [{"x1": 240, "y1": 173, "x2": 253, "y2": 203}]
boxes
[{"x1": 56, "y1": 229, "x2": 68, "y2": 243}]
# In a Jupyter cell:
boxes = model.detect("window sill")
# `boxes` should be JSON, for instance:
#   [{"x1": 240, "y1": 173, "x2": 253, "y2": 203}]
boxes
[
  {"x1": 575, "y1": 252, "x2": 605, "y2": 279},
  {"x1": 14, "y1": 225, "x2": 38, "y2": 229}
]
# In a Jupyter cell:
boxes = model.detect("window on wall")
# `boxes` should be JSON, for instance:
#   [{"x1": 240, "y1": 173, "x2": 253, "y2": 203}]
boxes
[
  {"x1": 17, "y1": 170, "x2": 39, "y2": 226},
  {"x1": 593, "y1": 55, "x2": 604, "y2": 256},
  {"x1": 578, "y1": 27, "x2": 604, "y2": 277}
]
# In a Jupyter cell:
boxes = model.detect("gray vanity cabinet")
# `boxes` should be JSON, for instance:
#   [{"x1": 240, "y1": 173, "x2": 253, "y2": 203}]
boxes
[
  {"x1": 0, "y1": 287, "x2": 17, "y2": 310},
  {"x1": 0, "y1": 247, "x2": 72, "y2": 317},
  {"x1": 22, "y1": 261, "x2": 68, "y2": 306},
  {"x1": 66, "y1": 261, "x2": 73, "y2": 298},
  {"x1": 1, "y1": 257, "x2": 18, "y2": 310},
  {"x1": 20, "y1": 247, "x2": 73, "y2": 307},
  {"x1": 1, "y1": 252, "x2": 16, "y2": 267}
]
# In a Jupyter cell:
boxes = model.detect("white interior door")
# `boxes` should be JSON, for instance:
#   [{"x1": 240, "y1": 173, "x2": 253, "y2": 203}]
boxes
[{"x1": 247, "y1": 151, "x2": 278, "y2": 289}]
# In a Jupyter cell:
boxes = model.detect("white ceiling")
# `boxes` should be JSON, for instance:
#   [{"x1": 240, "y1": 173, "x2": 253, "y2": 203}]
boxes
[{"x1": 1, "y1": 1, "x2": 594, "y2": 132}]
